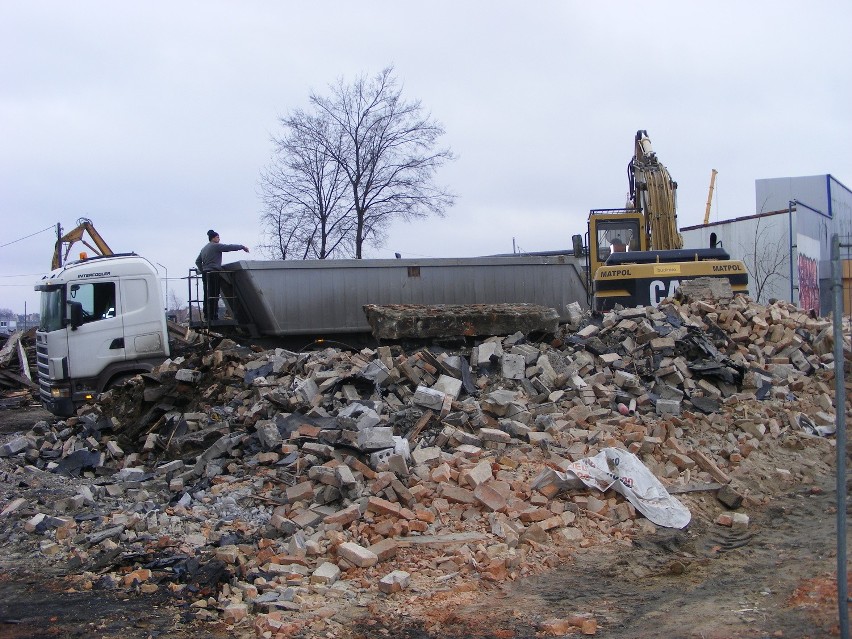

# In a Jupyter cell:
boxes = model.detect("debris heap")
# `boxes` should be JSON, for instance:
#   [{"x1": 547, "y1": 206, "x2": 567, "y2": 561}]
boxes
[
  {"x1": 0, "y1": 293, "x2": 847, "y2": 636},
  {"x1": 0, "y1": 329, "x2": 37, "y2": 405}
]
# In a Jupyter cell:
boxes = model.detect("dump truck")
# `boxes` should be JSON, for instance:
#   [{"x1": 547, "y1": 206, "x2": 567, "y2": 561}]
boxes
[
  {"x1": 586, "y1": 131, "x2": 748, "y2": 310},
  {"x1": 35, "y1": 252, "x2": 588, "y2": 416},
  {"x1": 196, "y1": 255, "x2": 587, "y2": 336}
]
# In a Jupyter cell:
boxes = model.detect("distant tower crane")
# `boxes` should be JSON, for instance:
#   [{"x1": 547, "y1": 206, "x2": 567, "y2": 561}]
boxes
[{"x1": 703, "y1": 169, "x2": 718, "y2": 225}]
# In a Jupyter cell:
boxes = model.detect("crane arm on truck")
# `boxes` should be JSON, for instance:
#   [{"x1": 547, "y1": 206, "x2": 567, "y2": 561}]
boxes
[{"x1": 52, "y1": 218, "x2": 114, "y2": 270}]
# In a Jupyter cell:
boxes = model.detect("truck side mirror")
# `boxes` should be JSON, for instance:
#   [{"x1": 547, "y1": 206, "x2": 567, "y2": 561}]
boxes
[
  {"x1": 67, "y1": 301, "x2": 83, "y2": 330},
  {"x1": 572, "y1": 234, "x2": 584, "y2": 258}
]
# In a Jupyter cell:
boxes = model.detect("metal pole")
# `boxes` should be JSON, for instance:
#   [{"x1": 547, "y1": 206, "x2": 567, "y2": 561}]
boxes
[
  {"x1": 832, "y1": 233, "x2": 849, "y2": 639},
  {"x1": 56, "y1": 222, "x2": 63, "y2": 268},
  {"x1": 788, "y1": 201, "x2": 796, "y2": 304}
]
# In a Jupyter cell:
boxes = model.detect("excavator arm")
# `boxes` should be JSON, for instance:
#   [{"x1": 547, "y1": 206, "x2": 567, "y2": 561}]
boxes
[
  {"x1": 52, "y1": 218, "x2": 114, "y2": 270},
  {"x1": 628, "y1": 130, "x2": 683, "y2": 250}
]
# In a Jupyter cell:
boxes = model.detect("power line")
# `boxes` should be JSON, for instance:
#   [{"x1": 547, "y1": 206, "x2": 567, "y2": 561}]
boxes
[{"x1": 0, "y1": 224, "x2": 55, "y2": 249}]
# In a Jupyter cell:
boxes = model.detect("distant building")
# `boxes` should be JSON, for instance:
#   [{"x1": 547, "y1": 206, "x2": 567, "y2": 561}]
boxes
[
  {"x1": 681, "y1": 174, "x2": 852, "y2": 315},
  {"x1": 0, "y1": 319, "x2": 17, "y2": 336}
]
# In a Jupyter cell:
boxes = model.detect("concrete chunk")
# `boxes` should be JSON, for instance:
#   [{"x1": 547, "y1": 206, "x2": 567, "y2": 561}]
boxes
[
  {"x1": 413, "y1": 385, "x2": 447, "y2": 410},
  {"x1": 432, "y1": 374, "x2": 463, "y2": 399},
  {"x1": 501, "y1": 353, "x2": 527, "y2": 380},
  {"x1": 337, "y1": 541, "x2": 378, "y2": 568},
  {"x1": 357, "y1": 426, "x2": 396, "y2": 451},
  {"x1": 378, "y1": 570, "x2": 411, "y2": 594},
  {"x1": 311, "y1": 561, "x2": 341, "y2": 585},
  {"x1": 411, "y1": 446, "x2": 442, "y2": 466}
]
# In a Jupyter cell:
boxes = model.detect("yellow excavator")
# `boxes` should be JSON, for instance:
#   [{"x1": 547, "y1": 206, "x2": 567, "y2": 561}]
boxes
[
  {"x1": 51, "y1": 218, "x2": 113, "y2": 270},
  {"x1": 587, "y1": 131, "x2": 748, "y2": 310}
]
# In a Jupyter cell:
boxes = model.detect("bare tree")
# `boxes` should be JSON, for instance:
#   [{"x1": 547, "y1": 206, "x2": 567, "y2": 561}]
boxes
[
  {"x1": 167, "y1": 290, "x2": 183, "y2": 312},
  {"x1": 0, "y1": 308, "x2": 14, "y2": 320},
  {"x1": 259, "y1": 113, "x2": 354, "y2": 259},
  {"x1": 166, "y1": 290, "x2": 189, "y2": 323},
  {"x1": 740, "y1": 215, "x2": 789, "y2": 303},
  {"x1": 266, "y1": 66, "x2": 455, "y2": 259}
]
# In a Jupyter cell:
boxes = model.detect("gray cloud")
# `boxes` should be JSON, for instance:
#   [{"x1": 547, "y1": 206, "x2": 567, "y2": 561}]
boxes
[{"x1": 1, "y1": 1, "x2": 849, "y2": 312}]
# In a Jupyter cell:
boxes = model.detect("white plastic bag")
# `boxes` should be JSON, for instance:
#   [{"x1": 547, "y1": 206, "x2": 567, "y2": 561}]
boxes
[{"x1": 533, "y1": 447, "x2": 691, "y2": 529}]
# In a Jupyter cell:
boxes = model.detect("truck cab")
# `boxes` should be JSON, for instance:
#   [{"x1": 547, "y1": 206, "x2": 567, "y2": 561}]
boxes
[{"x1": 34, "y1": 254, "x2": 170, "y2": 416}]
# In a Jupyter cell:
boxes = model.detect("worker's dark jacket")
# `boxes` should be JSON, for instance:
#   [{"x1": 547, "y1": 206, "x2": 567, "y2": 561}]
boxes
[{"x1": 195, "y1": 242, "x2": 245, "y2": 272}]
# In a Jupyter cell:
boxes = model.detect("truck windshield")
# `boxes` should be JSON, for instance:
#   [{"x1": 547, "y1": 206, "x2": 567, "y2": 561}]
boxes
[{"x1": 39, "y1": 287, "x2": 64, "y2": 332}]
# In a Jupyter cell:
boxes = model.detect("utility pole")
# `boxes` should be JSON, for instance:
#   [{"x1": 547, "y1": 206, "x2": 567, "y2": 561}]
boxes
[{"x1": 56, "y1": 222, "x2": 63, "y2": 268}]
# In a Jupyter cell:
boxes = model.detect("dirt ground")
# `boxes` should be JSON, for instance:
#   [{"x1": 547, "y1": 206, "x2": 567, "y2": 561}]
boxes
[{"x1": 1, "y1": 402, "x2": 849, "y2": 639}]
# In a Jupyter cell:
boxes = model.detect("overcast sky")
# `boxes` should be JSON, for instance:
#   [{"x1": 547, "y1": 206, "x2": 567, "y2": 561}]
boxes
[{"x1": 1, "y1": 1, "x2": 850, "y2": 315}]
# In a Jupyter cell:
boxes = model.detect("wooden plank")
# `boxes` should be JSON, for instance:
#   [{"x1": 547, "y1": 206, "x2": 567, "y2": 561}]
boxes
[
  {"x1": 0, "y1": 332, "x2": 21, "y2": 367},
  {"x1": 688, "y1": 450, "x2": 731, "y2": 484},
  {"x1": 0, "y1": 369, "x2": 37, "y2": 389},
  {"x1": 17, "y1": 340, "x2": 32, "y2": 382},
  {"x1": 667, "y1": 482, "x2": 724, "y2": 494},
  {"x1": 406, "y1": 410, "x2": 434, "y2": 442}
]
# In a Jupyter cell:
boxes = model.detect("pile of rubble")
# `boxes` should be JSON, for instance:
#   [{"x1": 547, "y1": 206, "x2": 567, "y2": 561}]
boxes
[
  {"x1": 0, "y1": 329, "x2": 38, "y2": 406},
  {"x1": 0, "y1": 291, "x2": 847, "y2": 637}
]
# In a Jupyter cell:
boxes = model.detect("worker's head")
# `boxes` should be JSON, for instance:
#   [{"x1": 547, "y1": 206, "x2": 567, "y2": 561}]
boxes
[{"x1": 207, "y1": 229, "x2": 220, "y2": 242}]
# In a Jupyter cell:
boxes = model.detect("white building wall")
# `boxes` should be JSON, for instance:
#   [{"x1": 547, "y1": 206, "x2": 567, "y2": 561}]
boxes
[
  {"x1": 756, "y1": 175, "x2": 828, "y2": 214},
  {"x1": 829, "y1": 175, "x2": 852, "y2": 239},
  {"x1": 682, "y1": 211, "x2": 794, "y2": 305},
  {"x1": 682, "y1": 174, "x2": 852, "y2": 315}
]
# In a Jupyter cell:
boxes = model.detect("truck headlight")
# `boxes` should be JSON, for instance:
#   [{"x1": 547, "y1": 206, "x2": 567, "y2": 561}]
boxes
[{"x1": 51, "y1": 387, "x2": 71, "y2": 398}]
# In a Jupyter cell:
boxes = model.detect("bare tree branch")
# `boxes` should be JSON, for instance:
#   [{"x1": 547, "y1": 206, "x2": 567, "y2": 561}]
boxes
[
  {"x1": 261, "y1": 66, "x2": 455, "y2": 259},
  {"x1": 307, "y1": 66, "x2": 456, "y2": 257},
  {"x1": 259, "y1": 112, "x2": 354, "y2": 259},
  {"x1": 740, "y1": 216, "x2": 790, "y2": 303}
]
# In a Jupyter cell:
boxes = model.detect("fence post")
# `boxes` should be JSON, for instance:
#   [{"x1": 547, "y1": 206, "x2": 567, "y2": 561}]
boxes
[{"x1": 832, "y1": 233, "x2": 849, "y2": 639}]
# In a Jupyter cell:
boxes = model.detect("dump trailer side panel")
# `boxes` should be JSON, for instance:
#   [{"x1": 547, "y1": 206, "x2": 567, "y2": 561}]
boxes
[{"x1": 224, "y1": 256, "x2": 587, "y2": 336}]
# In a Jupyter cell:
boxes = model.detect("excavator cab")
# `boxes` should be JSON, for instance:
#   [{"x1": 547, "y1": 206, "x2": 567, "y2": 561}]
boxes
[{"x1": 588, "y1": 209, "x2": 645, "y2": 275}]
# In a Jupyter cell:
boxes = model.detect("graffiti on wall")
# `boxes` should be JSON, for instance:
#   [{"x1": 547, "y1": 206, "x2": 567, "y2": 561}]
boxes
[{"x1": 797, "y1": 234, "x2": 820, "y2": 313}]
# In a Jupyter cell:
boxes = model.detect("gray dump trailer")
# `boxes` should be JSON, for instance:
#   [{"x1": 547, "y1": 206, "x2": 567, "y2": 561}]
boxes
[{"x1": 210, "y1": 254, "x2": 588, "y2": 337}]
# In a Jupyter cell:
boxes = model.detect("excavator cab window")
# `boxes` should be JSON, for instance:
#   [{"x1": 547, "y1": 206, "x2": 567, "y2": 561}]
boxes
[{"x1": 596, "y1": 219, "x2": 641, "y2": 263}]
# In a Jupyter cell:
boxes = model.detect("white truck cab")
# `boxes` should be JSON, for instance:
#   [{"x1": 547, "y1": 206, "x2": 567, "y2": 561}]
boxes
[{"x1": 35, "y1": 253, "x2": 170, "y2": 416}]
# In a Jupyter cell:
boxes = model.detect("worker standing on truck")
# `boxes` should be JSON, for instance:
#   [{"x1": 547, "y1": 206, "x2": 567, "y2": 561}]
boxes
[{"x1": 195, "y1": 230, "x2": 249, "y2": 321}]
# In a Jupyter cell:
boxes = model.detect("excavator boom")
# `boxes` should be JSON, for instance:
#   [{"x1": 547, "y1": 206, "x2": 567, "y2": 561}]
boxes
[{"x1": 628, "y1": 130, "x2": 683, "y2": 251}]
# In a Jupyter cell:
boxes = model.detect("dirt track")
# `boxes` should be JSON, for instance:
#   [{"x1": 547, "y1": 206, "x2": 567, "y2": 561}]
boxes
[{"x1": 339, "y1": 449, "x2": 849, "y2": 639}]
